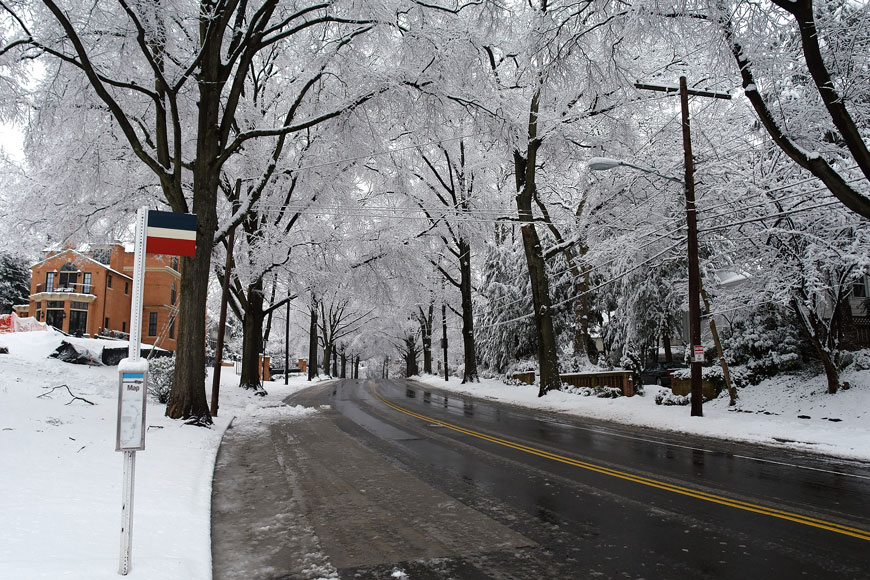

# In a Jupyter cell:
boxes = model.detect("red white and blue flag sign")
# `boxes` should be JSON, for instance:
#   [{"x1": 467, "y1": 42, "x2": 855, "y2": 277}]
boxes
[{"x1": 145, "y1": 210, "x2": 197, "y2": 257}]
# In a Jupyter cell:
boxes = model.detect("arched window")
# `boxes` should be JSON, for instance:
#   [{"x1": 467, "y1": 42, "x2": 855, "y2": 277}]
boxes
[
  {"x1": 171, "y1": 282, "x2": 177, "y2": 305},
  {"x1": 58, "y1": 262, "x2": 79, "y2": 290}
]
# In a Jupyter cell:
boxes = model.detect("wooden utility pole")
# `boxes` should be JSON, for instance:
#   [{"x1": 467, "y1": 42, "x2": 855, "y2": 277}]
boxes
[
  {"x1": 635, "y1": 77, "x2": 731, "y2": 417},
  {"x1": 680, "y1": 76, "x2": 704, "y2": 417}
]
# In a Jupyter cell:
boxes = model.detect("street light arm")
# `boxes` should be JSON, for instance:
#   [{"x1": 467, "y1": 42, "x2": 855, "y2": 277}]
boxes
[
  {"x1": 587, "y1": 157, "x2": 683, "y2": 185},
  {"x1": 619, "y1": 161, "x2": 684, "y2": 185}
]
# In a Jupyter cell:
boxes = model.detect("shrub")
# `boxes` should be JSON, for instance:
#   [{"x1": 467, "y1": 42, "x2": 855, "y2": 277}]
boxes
[
  {"x1": 148, "y1": 356, "x2": 175, "y2": 404},
  {"x1": 843, "y1": 349, "x2": 870, "y2": 371},
  {"x1": 720, "y1": 305, "x2": 803, "y2": 383},
  {"x1": 560, "y1": 385, "x2": 623, "y2": 398},
  {"x1": 655, "y1": 391, "x2": 689, "y2": 406}
]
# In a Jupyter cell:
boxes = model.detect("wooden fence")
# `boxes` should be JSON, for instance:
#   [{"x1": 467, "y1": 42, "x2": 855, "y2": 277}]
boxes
[{"x1": 509, "y1": 370, "x2": 634, "y2": 397}]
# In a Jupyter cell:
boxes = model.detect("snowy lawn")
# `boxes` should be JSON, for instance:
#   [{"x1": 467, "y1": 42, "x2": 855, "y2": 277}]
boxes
[
  {"x1": 0, "y1": 329, "x2": 324, "y2": 580},
  {"x1": 414, "y1": 368, "x2": 870, "y2": 462}
]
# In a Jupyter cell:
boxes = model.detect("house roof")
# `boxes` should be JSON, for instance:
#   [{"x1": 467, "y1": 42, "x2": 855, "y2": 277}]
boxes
[{"x1": 30, "y1": 249, "x2": 133, "y2": 280}]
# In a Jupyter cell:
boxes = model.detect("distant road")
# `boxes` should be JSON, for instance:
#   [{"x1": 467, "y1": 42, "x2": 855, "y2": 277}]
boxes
[{"x1": 279, "y1": 378, "x2": 870, "y2": 579}]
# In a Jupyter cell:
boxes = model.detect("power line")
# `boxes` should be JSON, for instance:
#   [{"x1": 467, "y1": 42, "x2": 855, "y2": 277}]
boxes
[{"x1": 476, "y1": 237, "x2": 686, "y2": 331}]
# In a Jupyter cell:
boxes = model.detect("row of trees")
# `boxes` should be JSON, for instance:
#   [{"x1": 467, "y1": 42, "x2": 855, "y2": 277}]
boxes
[{"x1": 1, "y1": 0, "x2": 867, "y2": 417}]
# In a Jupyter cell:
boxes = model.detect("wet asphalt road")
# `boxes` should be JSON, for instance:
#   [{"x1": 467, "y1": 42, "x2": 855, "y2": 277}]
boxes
[{"x1": 282, "y1": 378, "x2": 870, "y2": 579}]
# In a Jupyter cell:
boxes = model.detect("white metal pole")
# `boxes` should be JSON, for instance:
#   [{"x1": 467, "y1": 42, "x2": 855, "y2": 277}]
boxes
[
  {"x1": 128, "y1": 206, "x2": 148, "y2": 362},
  {"x1": 119, "y1": 449, "x2": 136, "y2": 575},
  {"x1": 119, "y1": 206, "x2": 148, "y2": 575}
]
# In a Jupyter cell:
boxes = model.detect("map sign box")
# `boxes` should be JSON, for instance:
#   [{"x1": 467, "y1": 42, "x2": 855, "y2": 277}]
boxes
[{"x1": 116, "y1": 358, "x2": 150, "y2": 451}]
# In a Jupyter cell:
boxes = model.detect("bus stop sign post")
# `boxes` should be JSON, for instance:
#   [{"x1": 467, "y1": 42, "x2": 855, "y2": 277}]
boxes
[
  {"x1": 115, "y1": 207, "x2": 197, "y2": 575},
  {"x1": 116, "y1": 207, "x2": 148, "y2": 576}
]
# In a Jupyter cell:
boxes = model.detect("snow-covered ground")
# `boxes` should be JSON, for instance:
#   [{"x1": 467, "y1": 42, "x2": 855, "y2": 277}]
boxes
[
  {"x1": 415, "y1": 367, "x2": 870, "y2": 462},
  {"x1": 1, "y1": 329, "x2": 868, "y2": 579},
  {"x1": 0, "y1": 329, "x2": 321, "y2": 580}
]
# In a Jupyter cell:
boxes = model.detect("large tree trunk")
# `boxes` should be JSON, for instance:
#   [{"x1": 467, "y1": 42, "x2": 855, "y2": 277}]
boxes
[
  {"x1": 165, "y1": 9, "x2": 225, "y2": 424},
  {"x1": 323, "y1": 342, "x2": 333, "y2": 377},
  {"x1": 340, "y1": 349, "x2": 347, "y2": 378},
  {"x1": 165, "y1": 119, "x2": 220, "y2": 423},
  {"x1": 239, "y1": 280, "x2": 265, "y2": 391},
  {"x1": 458, "y1": 238, "x2": 479, "y2": 383},
  {"x1": 166, "y1": 225, "x2": 214, "y2": 423},
  {"x1": 515, "y1": 147, "x2": 560, "y2": 396},
  {"x1": 404, "y1": 336, "x2": 419, "y2": 377},
  {"x1": 419, "y1": 304, "x2": 433, "y2": 375},
  {"x1": 307, "y1": 301, "x2": 318, "y2": 381}
]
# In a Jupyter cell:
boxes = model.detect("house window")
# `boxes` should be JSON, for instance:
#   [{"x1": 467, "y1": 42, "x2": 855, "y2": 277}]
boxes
[
  {"x1": 45, "y1": 301, "x2": 65, "y2": 330},
  {"x1": 125, "y1": 281, "x2": 129, "y2": 295},
  {"x1": 122, "y1": 321, "x2": 126, "y2": 333},
  {"x1": 171, "y1": 282, "x2": 177, "y2": 305},
  {"x1": 168, "y1": 316, "x2": 175, "y2": 339},
  {"x1": 148, "y1": 312, "x2": 158, "y2": 336},
  {"x1": 36, "y1": 311, "x2": 42, "y2": 321},
  {"x1": 105, "y1": 317, "x2": 109, "y2": 330},
  {"x1": 107, "y1": 274, "x2": 113, "y2": 289},
  {"x1": 45, "y1": 272, "x2": 55, "y2": 292},
  {"x1": 58, "y1": 262, "x2": 78, "y2": 290},
  {"x1": 854, "y1": 278, "x2": 868, "y2": 298},
  {"x1": 69, "y1": 302, "x2": 88, "y2": 336},
  {"x1": 82, "y1": 272, "x2": 92, "y2": 294},
  {"x1": 171, "y1": 257, "x2": 179, "y2": 271}
]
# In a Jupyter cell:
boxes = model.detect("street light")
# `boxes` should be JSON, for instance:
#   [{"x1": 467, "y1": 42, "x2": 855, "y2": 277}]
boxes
[
  {"x1": 587, "y1": 157, "x2": 683, "y2": 185},
  {"x1": 588, "y1": 155, "x2": 704, "y2": 417}
]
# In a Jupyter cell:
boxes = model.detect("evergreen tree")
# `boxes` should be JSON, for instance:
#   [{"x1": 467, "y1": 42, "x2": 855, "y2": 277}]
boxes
[{"x1": 0, "y1": 253, "x2": 30, "y2": 314}]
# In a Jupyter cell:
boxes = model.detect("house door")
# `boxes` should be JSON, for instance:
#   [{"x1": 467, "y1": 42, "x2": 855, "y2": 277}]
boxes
[
  {"x1": 45, "y1": 309, "x2": 65, "y2": 330},
  {"x1": 69, "y1": 310, "x2": 88, "y2": 336}
]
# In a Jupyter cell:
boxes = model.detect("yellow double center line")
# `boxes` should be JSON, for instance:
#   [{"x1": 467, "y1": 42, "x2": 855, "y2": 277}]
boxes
[{"x1": 373, "y1": 386, "x2": 870, "y2": 542}]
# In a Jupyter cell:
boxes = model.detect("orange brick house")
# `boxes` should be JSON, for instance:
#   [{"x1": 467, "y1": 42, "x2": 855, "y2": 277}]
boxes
[{"x1": 13, "y1": 243, "x2": 181, "y2": 351}]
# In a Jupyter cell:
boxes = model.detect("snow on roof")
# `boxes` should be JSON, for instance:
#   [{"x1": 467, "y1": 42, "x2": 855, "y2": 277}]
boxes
[{"x1": 29, "y1": 248, "x2": 133, "y2": 280}]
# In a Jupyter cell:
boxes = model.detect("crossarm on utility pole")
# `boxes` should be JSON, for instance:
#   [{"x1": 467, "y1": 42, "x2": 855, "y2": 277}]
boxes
[{"x1": 634, "y1": 82, "x2": 732, "y2": 100}]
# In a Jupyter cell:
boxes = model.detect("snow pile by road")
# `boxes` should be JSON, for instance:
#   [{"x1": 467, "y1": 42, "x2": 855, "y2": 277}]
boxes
[
  {"x1": 0, "y1": 329, "x2": 323, "y2": 580},
  {"x1": 415, "y1": 364, "x2": 870, "y2": 461}
]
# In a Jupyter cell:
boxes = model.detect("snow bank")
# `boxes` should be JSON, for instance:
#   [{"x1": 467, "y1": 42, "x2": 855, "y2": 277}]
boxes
[
  {"x1": 0, "y1": 331, "x2": 322, "y2": 579},
  {"x1": 414, "y1": 368, "x2": 870, "y2": 461}
]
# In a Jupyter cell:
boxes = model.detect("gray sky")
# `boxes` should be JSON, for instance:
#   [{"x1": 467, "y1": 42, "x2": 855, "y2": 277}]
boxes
[{"x1": 0, "y1": 123, "x2": 23, "y2": 162}]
